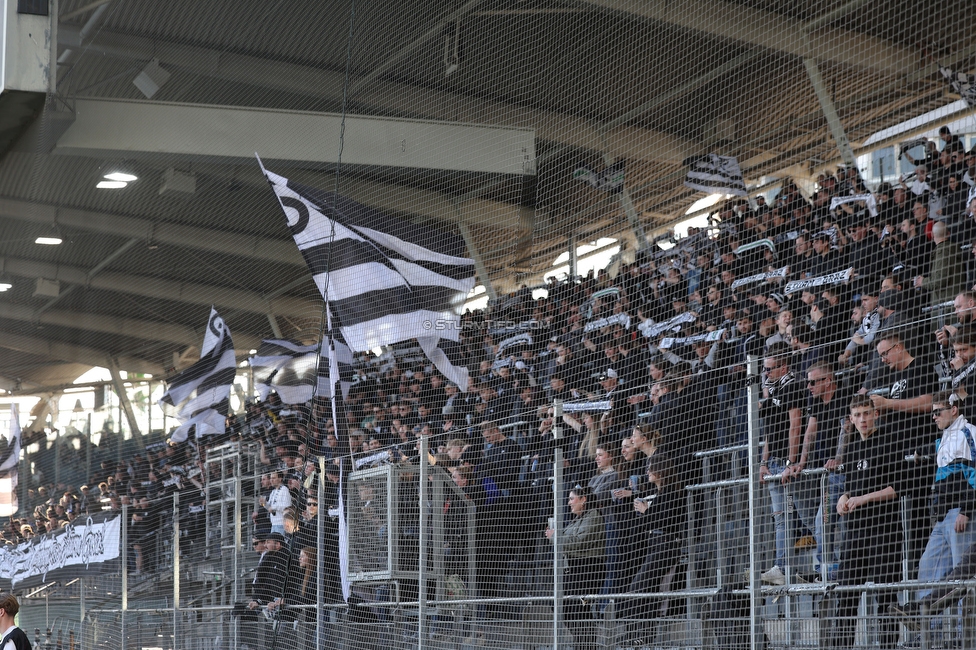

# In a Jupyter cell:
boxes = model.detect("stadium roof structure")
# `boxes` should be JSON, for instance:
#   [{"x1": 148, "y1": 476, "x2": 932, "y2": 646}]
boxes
[{"x1": 0, "y1": 0, "x2": 972, "y2": 390}]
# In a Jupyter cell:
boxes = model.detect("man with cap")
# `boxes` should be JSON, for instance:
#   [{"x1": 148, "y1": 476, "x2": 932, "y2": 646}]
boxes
[
  {"x1": 598, "y1": 367, "x2": 621, "y2": 401},
  {"x1": 476, "y1": 420, "x2": 521, "y2": 617},
  {"x1": 249, "y1": 531, "x2": 289, "y2": 610},
  {"x1": 442, "y1": 380, "x2": 464, "y2": 419},
  {"x1": 810, "y1": 231, "x2": 840, "y2": 277},
  {"x1": 231, "y1": 529, "x2": 281, "y2": 647},
  {"x1": 758, "y1": 343, "x2": 807, "y2": 585},
  {"x1": 810, "y1": 286, "x2": 848, "y2": 363}
]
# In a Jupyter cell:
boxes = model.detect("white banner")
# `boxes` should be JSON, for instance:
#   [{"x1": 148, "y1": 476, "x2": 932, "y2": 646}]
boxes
[
  {"x1": 562, "y1": 400, "x2": 612, "y2": 413},
  {"x1": 496, "y1": 332, "x2": 533, "y2": 357},
  {"x1": 730, "y1": 267, "x2": 789, "y2": 290},
  {"x1": 830, "y1": 194, "x2": 878, "y2": 218},
  {"x1": 0, "y1": 514, "x2": 121, "y2": 586},
  {"x1": 784, "y1": 268, "x2": 854, "y2": 295},
  {"x1": 659, "y1": 329, "x2": 725, "y2": 349},
  {"x1": 583, "y1": 312, "x2": 631, "y2": 333},
  {"x1": 639, "y1": 311, "x2": 697, "y2": 338}
]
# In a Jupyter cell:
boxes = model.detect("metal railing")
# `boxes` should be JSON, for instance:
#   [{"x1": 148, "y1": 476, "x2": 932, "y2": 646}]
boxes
[{"x1": 16, "y1": 375, "x2": 976, "y2": 650}]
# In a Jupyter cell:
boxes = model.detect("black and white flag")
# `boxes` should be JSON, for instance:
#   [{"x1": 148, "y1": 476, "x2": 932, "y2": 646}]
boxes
[
  {"x1": 260, "y1": 163, "x2": 475, "y2": 390},
  {"x1": 899, "y1": 138, "x2": 929, "y2": 156},
  {"x1": 248, "y1": 337, "x2": 354, "y2": 404},
  {"x1": 159, "y1": 308, "x2": 236, "y2": 443},
  {"x1": 572, "y1": 160, "x2": 625, "y2": 194},
  {"x1": 683, "y1": 154, "x2": 748, "y2": 197},
  {"x1": 940, "y1": 66, "x2": 976, "y2": 107},
  {"x1": 830, "y1": 194, "x2": 878, "y2": 218},
  {"x1": 0, "y1": 405, "x2": 21, "y2": 517}
]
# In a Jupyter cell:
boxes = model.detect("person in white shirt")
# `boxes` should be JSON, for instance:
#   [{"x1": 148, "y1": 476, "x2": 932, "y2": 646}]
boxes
[
  {"x1": 916, "y1": 391, "x2": 976, "y2": 600},
  {"x1": 260, "y1": 470, "x2": 292, "y2": 535}
]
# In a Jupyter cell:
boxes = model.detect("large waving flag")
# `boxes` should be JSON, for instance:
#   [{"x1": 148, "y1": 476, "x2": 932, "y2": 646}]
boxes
[
  {"x1": 248, "y1": 337, "x2": 354, "y2": 404},
  {"x1": 0, "y1": 405, "x2": 21, "y2": 517},
  {"x1": 683, "y1": 153, "x2": 748, "y2": 197},
  {"x1": 940, "y1": 66, "x2": 976, "y2": 107},
  {"x1": 159, "y1": 308, "x2": 236, "y2": 443},
  {"x1": 259, "y1": 162, "x2": 475, "y2": 390}
]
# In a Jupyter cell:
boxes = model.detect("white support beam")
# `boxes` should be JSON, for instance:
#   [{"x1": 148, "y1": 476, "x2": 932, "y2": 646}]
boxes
[
  {"x1": 0, "y1": 301, "x2": 261, "y2": 350},
  {"x1": 71, "y1": 29, "x2": 695, "y2": 165},
  {"x1": 0, "y1": 192, "x2": 303, "y2": 267},
  {"x1": 579, "y1": 0, "x2": 917, "y2": 78},
  {"x1": 55, "y1": 98, "x2": 534, "y2": 176},
  {"x1": 108, "y1": 358, "x2": 142, "y2": 438},
  {"x1": 457, "y1": 219, "x2": 497, "y2": 303},
  {"x1": 151, "y1": 157, "x2": 525, "y2": 231},
  {"x1": 4, "y1": 147, "x2": 521, "y2": 231},
  {"x1": 0, "y1": 331, "x2": 163, "y2": 375},
  {"x1": 803, "y1": 58, "x2": 856, "y2": 168},
  {"x1": 0, "y1": 254, "x2": 318, "y2": 321}
]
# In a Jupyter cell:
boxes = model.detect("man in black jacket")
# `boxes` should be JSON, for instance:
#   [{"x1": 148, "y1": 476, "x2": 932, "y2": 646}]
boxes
[
  {"x1": 830, "y1": 395, "x2": 909, "y2": 650},
  {"x1": 248, "y1": 532, "x2": 289, "y2": 612}
]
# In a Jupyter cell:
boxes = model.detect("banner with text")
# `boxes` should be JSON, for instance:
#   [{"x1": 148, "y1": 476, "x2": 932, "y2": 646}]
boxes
[
  {"x1": 784, "y1": 268, "x2": 853, "y2": 295},
  {"x1": 0, "y1": 513, "x2": 121, "y2": 588}
]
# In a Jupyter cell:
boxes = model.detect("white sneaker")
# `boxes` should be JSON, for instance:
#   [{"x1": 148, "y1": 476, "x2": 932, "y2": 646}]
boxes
[{"x1": 761, "y1": 565, "x2": 786, "y2": 585}]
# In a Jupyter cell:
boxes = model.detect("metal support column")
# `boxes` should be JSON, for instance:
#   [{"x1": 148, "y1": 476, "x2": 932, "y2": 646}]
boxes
[
  {"x1": 458, "y1": 218, "x2": 497, "y2": 302},
  {"x1": 746, "y1": 356, "x2": 763, "y2": 650},
  {"x1": 173, "y1": 492, "x2": 180, "y2": 648},
  {"x1": 266, "y1": 312, "x2": 283, "y2": 338},
  {"x1": 233, "y1": 459, "x2": 242, "y2": 614},
  {"x1": 108, "y1": 359, "x2": 143, "y2": 443},
  {"x1": 568, "y1": 235, "x2": 577, "y2": 280},
  {"x1": 316, "y1": 459, "x2": 325, "y2": 650},
  {"x1": 802, "y1": 58, "x2": 857, "y2": 169},
  {"x1": 552, "y1": 399, "x2": 564, "y2": 648},
  {"x1": 418, "y1": 434, "x2": 429, "y2": 645},
  {"x1": 121, "y1": 503, "x2": 127, "y2": 650}
]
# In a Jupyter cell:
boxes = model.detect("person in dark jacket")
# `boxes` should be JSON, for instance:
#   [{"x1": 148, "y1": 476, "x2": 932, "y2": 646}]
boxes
[
  {"x1": 268, "y1": 545, "x2": 317, "y2": 648},
  {"x1": 829, "y1": 395, "x2": 909, "y2": 650},
  {"x1": 546, "y1": 484, "x2": 605, "y2": 650},
  {"x1": 622, "y1": 455, "x2": 686, "y2": 627},
  {"x1": 248, "y1": 532, "x2": 290, "y2": 611}
]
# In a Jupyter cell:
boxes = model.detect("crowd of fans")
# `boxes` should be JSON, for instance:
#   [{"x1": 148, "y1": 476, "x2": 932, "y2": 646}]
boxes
[{"x1": 6, "y1": 130, "x2": 976, "y2": 648}]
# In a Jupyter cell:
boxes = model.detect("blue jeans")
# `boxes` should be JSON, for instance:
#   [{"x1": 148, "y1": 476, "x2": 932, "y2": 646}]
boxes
[
  {"x1": 765, "y1": 458, "x2": 788, "y2": 568},
  {"x1": 917, "y1": 507, "x2": 976, "y2": 599},
  {"x1": 790, "y1": 473, "x2": 821, "y2": 536}
]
